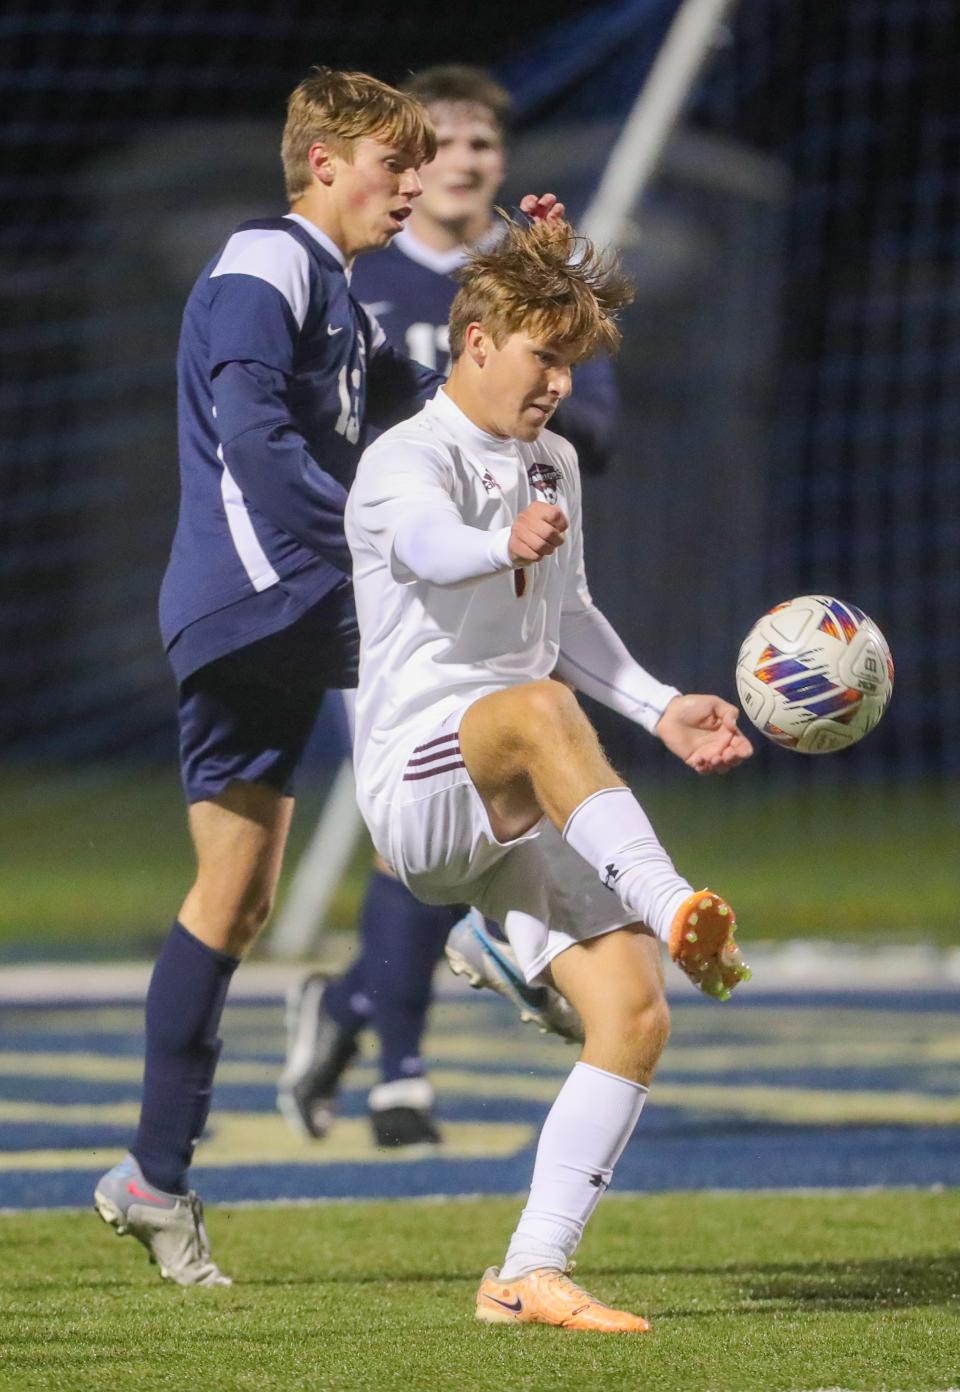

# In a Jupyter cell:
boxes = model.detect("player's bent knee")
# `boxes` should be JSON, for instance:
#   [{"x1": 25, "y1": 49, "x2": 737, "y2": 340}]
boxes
[
  {"x1": 585, "y1": 992, "x2": 671, "y2": 1069},
  {"x1": 233, "y1": 893, "x2": 274, "y2": 944},
  {"x1": 181, "y1": 877, "x2": 276, "y2": 955},
  {"x1": 511, "y1": 678, "x2": 585, "y2": 745}
]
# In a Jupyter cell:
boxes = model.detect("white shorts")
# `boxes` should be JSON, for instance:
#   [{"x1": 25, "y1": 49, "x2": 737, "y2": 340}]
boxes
[{"x1": 381, "y1": 703, "x2": 642, "y2": 985}]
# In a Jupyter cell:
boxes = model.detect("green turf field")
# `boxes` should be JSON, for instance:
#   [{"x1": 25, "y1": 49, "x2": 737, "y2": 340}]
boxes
[
  {"x1": 1, "y1": 1191, "x2": 957, "y2": 1391},
  {"x1": 1, "y1": 766, "x2": 956, "y2": 954}
]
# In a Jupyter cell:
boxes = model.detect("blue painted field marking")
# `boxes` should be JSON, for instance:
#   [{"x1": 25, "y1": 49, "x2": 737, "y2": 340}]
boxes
[{"x1": 1, "y1": 986, "x2": 959, "y2": 1210}]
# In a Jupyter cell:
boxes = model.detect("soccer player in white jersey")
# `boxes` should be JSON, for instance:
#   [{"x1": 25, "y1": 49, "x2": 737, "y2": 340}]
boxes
[
  {"x1": 283, "y1": 65, "x2": 606, "y2": 1150},
  {"x1": 346, "y1": 217, "x2": 752, "y2": 1332}
]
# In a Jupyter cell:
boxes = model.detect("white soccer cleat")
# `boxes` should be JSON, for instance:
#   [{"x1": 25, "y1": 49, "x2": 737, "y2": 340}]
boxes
[
  {"x1": 94, "y1": 1153, "x2": 232, "y2": 1287},
  {"x1": 445, "y1": 910, "x2": 584, "y2": 1042}
]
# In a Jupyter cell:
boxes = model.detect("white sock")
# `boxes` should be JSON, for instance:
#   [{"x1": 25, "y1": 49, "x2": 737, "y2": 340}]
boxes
[
  {"x1": 499, "y1": 1062, "x2": 648, "y2": 1280},
  {"x1": 563, "y1": 787, "x2": 692, "y2": 942}
]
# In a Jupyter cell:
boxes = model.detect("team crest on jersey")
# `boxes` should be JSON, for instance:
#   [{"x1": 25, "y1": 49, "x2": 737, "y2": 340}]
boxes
[
  {"x1": 528, "y1": 461, "x2": 562, "y2": 504},
  {"x1": 480, "y1": 469, "x2": 500, "y2": 494}
]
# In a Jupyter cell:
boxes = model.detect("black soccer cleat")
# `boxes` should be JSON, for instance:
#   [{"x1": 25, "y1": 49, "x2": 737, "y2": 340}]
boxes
[
  {"x1": 277, "y1": 973, "x2": 360, "y2": 1139},
  {"x1": 368, "y1": 1078, "x2": 442, "y2": 1150}
]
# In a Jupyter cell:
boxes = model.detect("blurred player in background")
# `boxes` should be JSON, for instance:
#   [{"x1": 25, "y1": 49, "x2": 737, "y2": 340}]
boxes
[
  {"x1": 90, "y1": 67, "x2": 446, "y2": 1288},
  {"x1": 280, "y1": 65, "x2": 619, "y2": 1151},
  {"x1": 346, "y1": 215, "x2": 752, "y2": 1331}
]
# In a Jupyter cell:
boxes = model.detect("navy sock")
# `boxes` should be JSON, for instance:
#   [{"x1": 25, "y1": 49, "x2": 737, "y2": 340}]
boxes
[
  {"x1": 132, "y1": 921, "x2": 239, "y2": 1195},
  {"x1": 323, "y1": 954, "x2": 373, "y2": 1036},
  {"x1": 357, "y1": 870, "x2": 464, "y2": 1085}
]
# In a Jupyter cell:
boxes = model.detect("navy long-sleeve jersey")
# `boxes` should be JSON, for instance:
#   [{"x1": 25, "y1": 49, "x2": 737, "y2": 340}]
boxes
[
  {"x1": 350, "y1": 228, "x2": 620, "y2": 475},
  {"x1": 161, "y1": 213, "x2": 441, "y2": 680}
]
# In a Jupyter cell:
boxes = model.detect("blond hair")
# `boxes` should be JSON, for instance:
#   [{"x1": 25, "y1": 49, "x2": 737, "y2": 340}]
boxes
[
  {"x1": 449, "y1": 216, "x2": 634, "y2": 361},
  {"x1": 282, "y1": 67, "x2": 437, "y2": 201}
]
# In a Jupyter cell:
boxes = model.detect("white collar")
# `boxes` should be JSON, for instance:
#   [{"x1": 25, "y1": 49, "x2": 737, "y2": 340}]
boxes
[
  {"x1": 431, "y1": 385, "x2": 518, "y2": 456},
  {"x1": 393, "y1": 227, "x2": 470, "y2": 276},
  {"x1": 283, "y1": 213, "x2": 351, "y2": 282},
  {"x1": 393, "y1": 219, "x2": 504, "y2": 276}
]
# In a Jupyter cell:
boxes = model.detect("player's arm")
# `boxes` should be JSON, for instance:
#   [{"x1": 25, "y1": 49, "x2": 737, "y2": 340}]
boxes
[
  {"x1": 350, "y1": 439, "x2": 565, "y2": 588},
  {"x1": 208, "y1": 263, "x2": 352, "y2": 574},
  {"x1": 550, "y1": 353, "x2": 619, "y2": 476},
  {"x1": 393, "y1": 497, "x2": 567, "y2": 586},
  {"x1": 555, "y1": 460, "x2": 751, "y2": 772},
  {"x1": 363, "y1": 308, "x2": 446, "y2": 432},
  {"x1": 558, "y1": 604, "x2": 751, "y2": 773}
]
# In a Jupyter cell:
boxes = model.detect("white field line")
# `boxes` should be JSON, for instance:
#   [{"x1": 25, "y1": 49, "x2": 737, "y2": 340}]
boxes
[{"x1": 2, "y1": 942, "x2": 960, "y2": 1005}]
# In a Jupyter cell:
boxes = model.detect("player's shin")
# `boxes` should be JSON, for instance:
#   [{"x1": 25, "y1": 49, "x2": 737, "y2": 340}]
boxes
[
  {"x1": 562, "y1": 787, "x2": 692, "y2": 942},
  {"x1": 132, "y1": 922, "x2": 239, "y2": 1194},
  {"x1": 498, "y1": 1062, "x2": 647, "y2": 1279}
]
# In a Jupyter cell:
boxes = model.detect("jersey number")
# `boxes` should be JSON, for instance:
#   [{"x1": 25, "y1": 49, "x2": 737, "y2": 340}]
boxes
[
  {"x1": 406, "y1": 322, "x2": 451, "y2": 374},
  {"x1": 335, "y1": 365, "x2": 361, "y2": 444}
]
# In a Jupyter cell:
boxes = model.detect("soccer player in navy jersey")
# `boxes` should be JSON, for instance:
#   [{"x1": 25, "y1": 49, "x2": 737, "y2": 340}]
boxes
[
  {"x1": 280, "y1": 68, "x2": 619, "y2": 1153},
  {"x1": 90, "y1": 68, "x2": 444, "y2": 1287}
]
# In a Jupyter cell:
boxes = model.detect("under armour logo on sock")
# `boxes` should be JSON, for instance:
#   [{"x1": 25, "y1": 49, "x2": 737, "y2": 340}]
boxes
[
  {"x1": 602, "y1": 863, "x2": 620, "y2": 891},
  {"x1": 589, "y1": 1172, "x2": 607, "y2": 1189}
]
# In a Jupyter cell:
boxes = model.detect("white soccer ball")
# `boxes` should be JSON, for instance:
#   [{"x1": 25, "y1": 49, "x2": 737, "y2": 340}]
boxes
[{"x1": 735, "y1": 595, "x2": 894, "y2": 754}]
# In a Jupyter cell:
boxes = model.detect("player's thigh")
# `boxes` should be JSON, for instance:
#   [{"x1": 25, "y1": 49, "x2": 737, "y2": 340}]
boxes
[{"x1": 459, "y1": 680, "x2": 581, "y2": 837}]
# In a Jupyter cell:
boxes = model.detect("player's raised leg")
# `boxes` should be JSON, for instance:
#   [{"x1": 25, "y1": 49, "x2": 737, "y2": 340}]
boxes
[
  {"x1": 476, "y1": 928, "x2": 666, "y2": 1331},
  {"x1": 459, "y1": 679, "x2": 749, "y2": 998}
]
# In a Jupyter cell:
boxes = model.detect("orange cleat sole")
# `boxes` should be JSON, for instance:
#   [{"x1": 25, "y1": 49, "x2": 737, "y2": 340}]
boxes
[{"x1": 668, "y1": 889, "x2": 751, "y2": 1001}]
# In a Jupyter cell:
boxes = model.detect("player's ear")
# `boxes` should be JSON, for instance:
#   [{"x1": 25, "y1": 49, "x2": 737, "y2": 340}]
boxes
[
  {"x1": 465, "y1": 323, "x2": 487, "y2": 366},
  {"x1": 306, "y1": 141, "x2": 338, "y2": 187}
]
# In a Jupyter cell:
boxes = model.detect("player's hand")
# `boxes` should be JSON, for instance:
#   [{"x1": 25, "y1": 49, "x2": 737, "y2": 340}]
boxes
[
  {"x1": 519, "y1": 192, "x2": 566, "y2": 223},
  {"x1": 655, "y1": 694, "x2": 753, "y2": 775},
  {"x1": 508, "y1": 501, "x2": 568, "y2": 565}
]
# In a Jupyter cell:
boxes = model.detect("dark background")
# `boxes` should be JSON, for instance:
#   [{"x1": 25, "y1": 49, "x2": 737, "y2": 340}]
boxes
[{"x1": 2, "y1": 0, "x2": 957, "y2": 950}]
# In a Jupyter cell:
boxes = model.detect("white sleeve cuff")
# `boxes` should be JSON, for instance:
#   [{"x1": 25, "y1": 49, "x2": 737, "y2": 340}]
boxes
[{"x1": 556, "y1": 606, "x2": 680, "y2": 734}]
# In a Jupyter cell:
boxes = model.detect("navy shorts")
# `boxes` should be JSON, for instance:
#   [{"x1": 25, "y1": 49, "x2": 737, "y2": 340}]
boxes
[{"x1": 177, "y1": 583, "x2": 360, "y2": 804}]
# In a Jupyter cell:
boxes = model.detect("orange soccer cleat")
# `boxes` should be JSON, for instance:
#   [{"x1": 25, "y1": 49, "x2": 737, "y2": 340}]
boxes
[
  {"x1": 476, "y1": 1266, "x2": 652, "y2": 1333},
  {"x1": 668, "y1": 889, "x2": 751, "y2": 1001}
]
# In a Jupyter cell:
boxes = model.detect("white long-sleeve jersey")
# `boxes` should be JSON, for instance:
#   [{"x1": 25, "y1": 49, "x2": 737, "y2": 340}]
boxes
[{"x1": 345, "y1": 387, "x2": 679, "y2": 822}]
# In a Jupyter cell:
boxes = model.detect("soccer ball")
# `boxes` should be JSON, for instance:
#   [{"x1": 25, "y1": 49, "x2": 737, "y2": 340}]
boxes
[{"x1": 736, "y1": 595, "x2": 894, "y2": 754}]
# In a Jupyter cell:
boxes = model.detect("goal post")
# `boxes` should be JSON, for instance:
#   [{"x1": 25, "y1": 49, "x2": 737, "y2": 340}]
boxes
[{"x1": 582, "y1": 0, "x2": 740, "y2": 247}]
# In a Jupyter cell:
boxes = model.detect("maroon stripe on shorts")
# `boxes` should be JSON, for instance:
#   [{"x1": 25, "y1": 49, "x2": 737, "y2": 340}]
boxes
[
  {"x1": 412, "y1": 732, "x2": 460, "y2": 754},
  {"x1": 402, "y1": 759, "x2": 466, "y2": 782},
  {"x1": 406, "y1": 749, "x2": 461, "y2": 768}
]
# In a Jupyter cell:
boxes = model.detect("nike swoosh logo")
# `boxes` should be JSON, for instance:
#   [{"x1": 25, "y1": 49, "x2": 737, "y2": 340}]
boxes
[
  {"x1": 327, "y1": 324, "x2": 344, "y2": 336},
  {"x1": 126, "y1": 1181, "x2": 169, "y2": 1204},
  {"x1": 483, "y1": 1292, "x2": 523, "y2": 1313},
  {"x1": 473, "y1": 928, "x2": 549, "y2": 1010}
]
